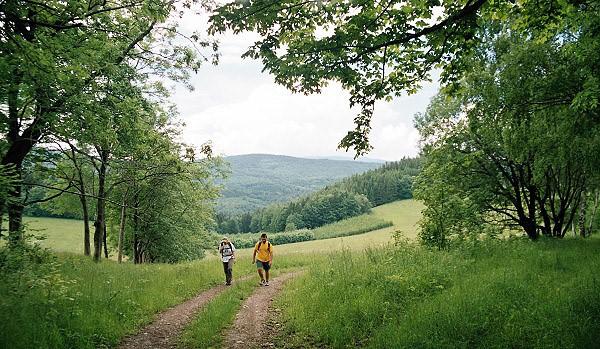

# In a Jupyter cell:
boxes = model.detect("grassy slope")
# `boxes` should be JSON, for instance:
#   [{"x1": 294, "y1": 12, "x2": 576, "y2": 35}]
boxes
[
  {"x1": 234, "y1": 199, "x2": 424, "y2": 257},
  {"x1": 7, "y1": 200, "x2": 600, "y2": 349},
  {"x1": 0, "y1": 249, "x2": 310, "y2": 349},
  {"x1": 24, "y1": 199, "x2": 424, "y2": 257},
  {"x1": 1, "y1": 200, "x2": 419, "y2": 348}
]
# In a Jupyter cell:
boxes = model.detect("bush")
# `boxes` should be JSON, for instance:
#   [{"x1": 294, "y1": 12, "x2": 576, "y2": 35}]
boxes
[{"x1": 228, "y1": 230, "x2": 315, "y2": 249}]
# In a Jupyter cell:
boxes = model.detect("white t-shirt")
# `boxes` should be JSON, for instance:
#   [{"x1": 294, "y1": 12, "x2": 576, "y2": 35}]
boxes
[{"x1": 219, "y1": 242, "x2": 236, "y2": 262}]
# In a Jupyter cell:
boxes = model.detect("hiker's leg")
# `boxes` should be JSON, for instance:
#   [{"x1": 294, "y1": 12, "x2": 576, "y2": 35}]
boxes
[
  {"x1": 257, "y1": 268, "x2": 264, "y2": 281},
  {"x1": 263, "y1": 261, "x2": 271, "y2": 282},
  {"x1": 227, "y1": 259, "x2": 234, "y2": 284},
  {"x1": 222, "y1": 262, "x2": 228, "y2": 282}
]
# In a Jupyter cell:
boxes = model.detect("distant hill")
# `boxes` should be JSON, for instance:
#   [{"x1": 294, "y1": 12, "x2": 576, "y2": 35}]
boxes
[
  {"x1": 306, "y1": 155, "x2": 387, "y2": 164},
  {"x1": 217, "y1": 154, "x2": 381, "y2": 214}
]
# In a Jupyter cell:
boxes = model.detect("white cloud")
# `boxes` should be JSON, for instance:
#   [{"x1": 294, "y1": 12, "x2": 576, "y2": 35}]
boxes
[{"x1": 172, "y1": 17, "x2": 439, "y2": 161}]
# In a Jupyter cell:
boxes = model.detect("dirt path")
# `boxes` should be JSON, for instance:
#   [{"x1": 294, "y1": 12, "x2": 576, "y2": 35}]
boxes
[
  {"x1": 118, "y1": 276, "x2": 250, "y2": 349},
  {"x1": 222, "y1": 272, "x2": 302, "y2": 349}
]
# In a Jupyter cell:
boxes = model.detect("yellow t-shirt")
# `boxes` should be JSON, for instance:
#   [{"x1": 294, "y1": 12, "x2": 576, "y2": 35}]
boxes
[{"x1": 254, "y1": 241, "x2": 273, "y2": 262}]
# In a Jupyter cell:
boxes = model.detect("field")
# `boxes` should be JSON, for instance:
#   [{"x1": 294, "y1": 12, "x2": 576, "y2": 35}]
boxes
[
  {"x1": 233, "y1": 199, "x2": 424, "y2": 257},
  {"x1": 6, "y1": 217, "x2": 87, "y2": 254},
  {"x1": 21, "y1": 200, "x2": 423, "y2": 257},
  {"x1": 2, "y1": 199, "x2": 600, "y2": 349}
]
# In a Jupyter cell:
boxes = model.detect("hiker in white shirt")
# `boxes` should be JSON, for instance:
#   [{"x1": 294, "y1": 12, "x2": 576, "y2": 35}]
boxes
[{"x1": 219, "y1": 237, "x2": 236, "y2": 285}]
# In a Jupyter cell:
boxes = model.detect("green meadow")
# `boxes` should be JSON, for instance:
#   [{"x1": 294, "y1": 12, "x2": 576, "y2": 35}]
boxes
[
  {"x1": 2, "y1": 199, "x2": 599, "y2": 349},
  {"x1": 20, "y1": 199, "x2": 423, "y2": 257}
]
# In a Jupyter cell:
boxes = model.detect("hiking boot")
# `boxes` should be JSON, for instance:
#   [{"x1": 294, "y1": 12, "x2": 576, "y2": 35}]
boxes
[
  {"x1": 259, "y1": 280, "x2": 265, "y2": 286},
  {"x1": 264, "y1": 281, "x2": 270, "y2": 286}
]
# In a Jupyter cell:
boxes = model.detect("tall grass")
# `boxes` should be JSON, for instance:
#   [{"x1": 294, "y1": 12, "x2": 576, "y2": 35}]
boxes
[
  {"x1": 0, "y1": 244, "x2": 313, "y2": 349},
  {"x1": 277, "y1": 237, "x2": 600, "y2": 348}
]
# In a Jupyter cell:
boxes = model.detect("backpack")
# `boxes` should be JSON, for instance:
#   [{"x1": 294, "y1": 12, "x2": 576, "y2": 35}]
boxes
[
  {"x1": 220, "y1": 242, "x2": 233, "y2": 257},
  {"x1": 256, "y1": 240, "x2": 271, "y2": 252}
]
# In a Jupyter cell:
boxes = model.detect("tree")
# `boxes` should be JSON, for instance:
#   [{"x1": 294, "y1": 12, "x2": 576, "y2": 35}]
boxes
[
  {"x1": 415, "y1": 20, "x2": 600, "y2": 241},
  {"x1": 0, "y1": 0, "x2": 215, "y2": 244},
  {"x1": 209, "y1": 0, "x2": 592, "y2": 155}
]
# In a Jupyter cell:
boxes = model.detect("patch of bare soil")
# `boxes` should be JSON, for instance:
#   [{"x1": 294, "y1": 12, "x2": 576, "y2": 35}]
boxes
[
  {"x1": 118, "y1": 276, "x2": 249, "y2": 349},
  {"x1": 222, "y1": 272, "x2": 302, "y2": 349}
]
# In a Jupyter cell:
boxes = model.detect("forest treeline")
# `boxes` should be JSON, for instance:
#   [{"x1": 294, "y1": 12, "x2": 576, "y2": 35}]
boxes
[{"x1": 216, "y1": 158, "x2": 421, "y2": 234}]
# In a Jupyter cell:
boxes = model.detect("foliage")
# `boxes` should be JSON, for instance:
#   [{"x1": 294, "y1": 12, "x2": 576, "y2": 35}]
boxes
[
  {"x1": 0, "y1": 0, "x2": 217, "y2": 243},
  {"x1": 218, "y1": 188, "x2": 372, "y2": 234},
  {"x1": 415, "y1": 15, "x2": 600, "y2": 243},
  {"x1": 276, "y1": 237, "x2": 600, "y2": 348},
  {"x1": 112, "y1": 156, "x2": 223, "y2": 263},
  {"x1": 327, "y1": 157, "x2": 421, "y2": 206},
  {"x1": 221, "y1": 230, "x2": 315, "y2": 249},
  {"x1": 210, "y1": 0, "x2": 593, "y2": 155}
]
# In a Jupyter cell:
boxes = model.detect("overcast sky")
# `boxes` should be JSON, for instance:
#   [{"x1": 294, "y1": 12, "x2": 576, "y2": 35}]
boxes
[{"x1": 172, "y1": 21, "x2": 439, "y2": 162}]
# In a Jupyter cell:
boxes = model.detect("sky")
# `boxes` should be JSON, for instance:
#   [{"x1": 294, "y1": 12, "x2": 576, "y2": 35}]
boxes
[{"x1": 171, "y1": 19, "x2": 440, "y2": 162}]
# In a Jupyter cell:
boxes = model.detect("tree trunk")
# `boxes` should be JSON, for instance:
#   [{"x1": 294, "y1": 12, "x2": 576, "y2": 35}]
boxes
[
  {"x1": 6, "y1": 164, "x2": 24, "y2": 245},
  {"x1": 0, "y1": 204, "x2": 4, "y2": 239},
  {"x1": 71, "y1": 145, "x2": 92, "y2": 256},
  {"x1": 588, "y1": 191, "x2": 599, "y2": 234},
  {"x1": 579, "y1": 192, "x2": 587, "y2": 238},
  {"x1": 7, "y1": 201, "x2": 24, "y2": 245},
  {"x1": 93, "y1": 149, "x2": 109, "y2": 262},
  {"x1": 81, "y1": 196, "x2": 91, "y2": 256},
  {"x1": 118, "y1": 200, "x2": 127, "y2": 263},
  {"x1": 133, "y1": 205, "x2": 140, "y2": 264},
  {"x1": 103, "y1": 223, "x2": 108, "y2": 258}
]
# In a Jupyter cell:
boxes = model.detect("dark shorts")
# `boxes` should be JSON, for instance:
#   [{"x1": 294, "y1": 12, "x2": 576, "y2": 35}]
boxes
[{"x1": 256, "y1": 260, "x2": 271, "y2": 271}]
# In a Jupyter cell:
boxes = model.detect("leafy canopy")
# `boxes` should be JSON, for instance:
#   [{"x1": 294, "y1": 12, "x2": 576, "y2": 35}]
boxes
[{"x1": 209, "y1": 0, "x2": 587, "y2": 156}]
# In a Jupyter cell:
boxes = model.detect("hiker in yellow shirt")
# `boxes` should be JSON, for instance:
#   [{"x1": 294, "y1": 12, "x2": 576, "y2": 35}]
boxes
[{"x1": 252, "y1": 233, "x2": 273, "y2": 286}]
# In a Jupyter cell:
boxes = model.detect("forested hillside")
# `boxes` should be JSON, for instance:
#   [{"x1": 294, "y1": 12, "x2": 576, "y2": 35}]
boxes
[
  {"x1": 216, "y1": 157, "x2": 421, "y2": 234},
  {"x1": 216, "y1": 154, "x2": 380, "y2": 213}
]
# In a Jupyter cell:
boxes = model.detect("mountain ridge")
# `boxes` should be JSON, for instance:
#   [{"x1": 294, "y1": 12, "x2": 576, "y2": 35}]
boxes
[{"x1": 217, "y1": 154, "x2": 381, "y2": 214}]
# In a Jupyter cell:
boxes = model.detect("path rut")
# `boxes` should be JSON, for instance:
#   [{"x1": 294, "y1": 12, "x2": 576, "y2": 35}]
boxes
[
  {"x1": 222, "y1": 272, "x2": 302, "y2": 349},
  {"x1": 118, "y1": 276, "x2": 249, "y2": 349}
]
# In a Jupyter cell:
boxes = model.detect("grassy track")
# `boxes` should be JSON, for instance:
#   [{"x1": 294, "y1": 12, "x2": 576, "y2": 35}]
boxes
[
  {"x1": 178, "y1": 267, "x2": 305, "y2": 349},
  {"x1": 0, "y1": 246, "x2": 311, "y2": 349},
  {"x1": 178, "y1": 277, "x2": 258, "y2": 349}
]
